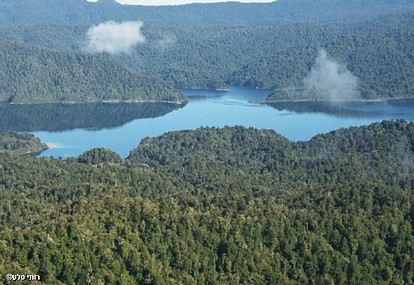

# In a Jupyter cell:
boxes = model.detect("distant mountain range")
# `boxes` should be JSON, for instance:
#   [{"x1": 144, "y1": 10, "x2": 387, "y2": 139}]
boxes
[{"x1": 1, "y1": 0, "x2": 414, "y2": 26}]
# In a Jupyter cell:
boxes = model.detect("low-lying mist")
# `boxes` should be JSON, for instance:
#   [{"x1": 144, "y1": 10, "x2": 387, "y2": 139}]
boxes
[{"x1": 304, "y1": 49, "x2": 360, "y2": 101}]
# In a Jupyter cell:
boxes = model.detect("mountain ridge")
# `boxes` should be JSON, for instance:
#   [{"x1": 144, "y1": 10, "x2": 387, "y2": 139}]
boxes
[{"x1": 1, "y1": 0, "x2": 414, "y2": 26}]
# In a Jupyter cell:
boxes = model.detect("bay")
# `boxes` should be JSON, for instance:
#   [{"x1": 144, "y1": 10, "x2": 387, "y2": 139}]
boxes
[{"x1": 19, "y1": 86, "x2": 414, "y2": 158}]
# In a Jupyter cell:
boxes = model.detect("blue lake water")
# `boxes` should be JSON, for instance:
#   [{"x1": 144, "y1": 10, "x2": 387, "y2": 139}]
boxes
[{"x1": 28, "y1": 86, "x2": 414, "y2": 158}]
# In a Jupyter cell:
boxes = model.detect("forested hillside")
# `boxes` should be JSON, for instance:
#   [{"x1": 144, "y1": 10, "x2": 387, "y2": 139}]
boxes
[
  {"x1": 1, "y1": 120, "x2": 413, "y2": 284},
  {"x1": 233, "y1": 13, "x2": 414, "y2": 100},
  {"x1": 0, "y1": 40, "x2": 186, "y2": 103},
  {"x1": 2, "y1": 13, "x2": 412, "y2": 100}
]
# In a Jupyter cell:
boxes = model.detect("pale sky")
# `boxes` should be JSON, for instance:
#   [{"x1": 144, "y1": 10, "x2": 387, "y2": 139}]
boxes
[{"x1": 87, "y1": 0, "x2": 275, "y2": 6}]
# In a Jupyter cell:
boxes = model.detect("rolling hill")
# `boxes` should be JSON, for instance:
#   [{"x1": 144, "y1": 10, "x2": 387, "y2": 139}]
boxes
[{"x1": 0, "y1": 121, "x2": 413, "y2": 284}]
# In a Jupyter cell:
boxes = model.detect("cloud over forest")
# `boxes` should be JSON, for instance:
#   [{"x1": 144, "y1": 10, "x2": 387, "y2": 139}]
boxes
[{"x1": 84, "y1": 21, "x2": 145, "y2": 54}]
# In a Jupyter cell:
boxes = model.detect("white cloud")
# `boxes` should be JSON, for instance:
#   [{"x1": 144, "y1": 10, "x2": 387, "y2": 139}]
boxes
[
  {"x1": 115, "y1": 0, "x2": 275, "y2": 6},
  {"x1": 84, "y1": 21, "x2": 145, "y2": 54}
]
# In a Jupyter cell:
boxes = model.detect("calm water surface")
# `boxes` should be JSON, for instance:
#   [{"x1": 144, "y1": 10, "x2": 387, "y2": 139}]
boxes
[{"x1": 31, "y1": 87, "x2": 414, "y2": 158}]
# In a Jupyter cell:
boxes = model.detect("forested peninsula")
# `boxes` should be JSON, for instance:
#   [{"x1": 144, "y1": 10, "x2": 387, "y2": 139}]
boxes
[
  {"x1": 0, "y1": 132, "x2": 48, "y2": 156},
  {"x1": 0, "y1": 40, "x2": 186, "y2": 104},
  {"x1": 1, "y1": 120, "x2": 413, "y2": 284}
]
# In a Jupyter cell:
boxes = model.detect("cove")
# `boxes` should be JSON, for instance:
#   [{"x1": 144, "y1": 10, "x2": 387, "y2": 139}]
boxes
[{"x1": 17, "y1": 86, "x2": 414, "y2": 158}]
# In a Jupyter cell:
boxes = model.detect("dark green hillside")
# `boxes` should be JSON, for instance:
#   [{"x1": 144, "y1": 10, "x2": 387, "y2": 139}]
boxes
[
  {"x1": 264, "y1": 32, "x2": 414, "y2": 100},
  {"x1": 0, "y1": 24, "x2": 87, "y2": 52},
  {"x1": 128, "y1": 126, "x2": 293, "y2": 169},
  {"x1": 0, "y1": 24, "x2": 345, "y2": 90},
  {"x1": 1, "y1": 121, "x2": 413, "y2": 284},
  {"x1": 116, "y1": 13, "x2": 414, "y2": 95},
  {"x1": 127, "y1": 24, "x2": 329, "y2": 89},
  {"x1": 0, "y1": 40, "x2": 186, "y2": 104},
  {"x1": 2, "y1": 24, "x2": 289, "y2": 89},
  {"x1": 77, "y1": 148, "x2": 124, "y2": 165},
  {"x1": 129, "y1": 121, "x2": 414, "y2": 190},
  {"x1": 235, "y1": 13, "x2": 414, "y2": 100}
]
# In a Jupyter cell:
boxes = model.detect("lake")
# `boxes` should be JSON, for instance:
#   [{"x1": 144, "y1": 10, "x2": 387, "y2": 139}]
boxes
[{"x1": 3, "y1": 86, "x2": 413, "y2": 158}]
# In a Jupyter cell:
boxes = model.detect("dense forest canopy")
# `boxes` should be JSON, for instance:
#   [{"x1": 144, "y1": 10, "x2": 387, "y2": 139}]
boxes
[{"x1": 0, "y1": 120, "x2": 413, "y2": 284}]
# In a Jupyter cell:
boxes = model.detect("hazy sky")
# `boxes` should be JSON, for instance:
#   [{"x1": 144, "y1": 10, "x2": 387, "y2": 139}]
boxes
[{"x1": 88, "y1": 0, "x2": 275, "y2": 6}]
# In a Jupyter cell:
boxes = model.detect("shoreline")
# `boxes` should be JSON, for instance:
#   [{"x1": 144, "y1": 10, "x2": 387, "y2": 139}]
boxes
[
  {"x1": 7, "y1": 100, "x2": 188, "y2": 105},
  {"x1": 253, "y1": 97, "x2": 414, "y2": 104},
  {"x1": 45, "y1": 143, "x2": 58, "y2": 149}
]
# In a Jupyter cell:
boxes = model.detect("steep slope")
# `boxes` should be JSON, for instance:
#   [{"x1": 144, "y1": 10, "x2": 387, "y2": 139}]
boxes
[{"x1": 0, "y1": 40, "x2": 186, "y2": 103}]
